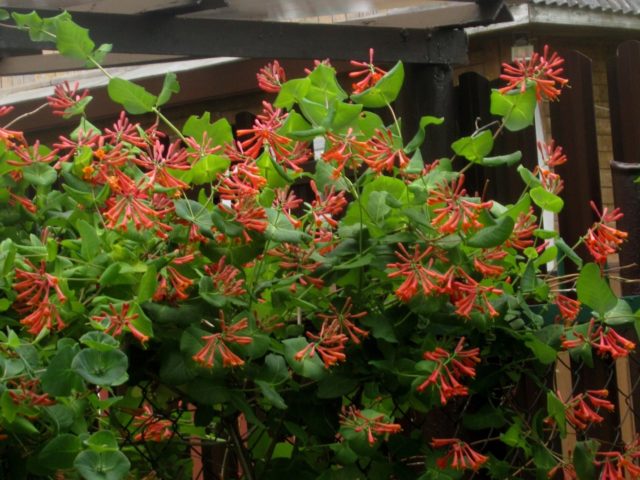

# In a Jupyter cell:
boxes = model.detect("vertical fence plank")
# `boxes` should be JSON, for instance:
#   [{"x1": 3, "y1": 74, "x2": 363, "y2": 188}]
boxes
[
  {"x1": 549, "y1": 50, "x2": 602, "y2": 262},
  {"x1": 609, "y1": 40, "x2": 640, "y2": 295}
]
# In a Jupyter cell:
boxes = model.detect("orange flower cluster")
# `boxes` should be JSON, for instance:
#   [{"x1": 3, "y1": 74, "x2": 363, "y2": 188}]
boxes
[
  {"x1": 431, "y1": 438, "x2": 488, "y2": 471},
  {"x1": 562, "y1": 319, "x2": 635, "y2": 359},
  {"x1": 584, "y1": 201, "x2": 628, "y2": 266},
  {"x1": 92, "y1": 303, "x2": 148, "y2": 344},
  {"x1": 132, "y1": 404, "x2": 174, "y2": 443},
  {"x1": 339, "y1": 406, "x2": 401, "y2": 445},
  {"x1": 192, "y1": 314, "x2": 253, "y2": 368}
]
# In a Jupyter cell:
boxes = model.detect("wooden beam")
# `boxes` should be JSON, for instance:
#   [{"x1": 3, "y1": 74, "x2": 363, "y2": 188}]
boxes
[
  {"x1": 0, "y1": 8, "x2": 468, "y2": 64},
  {"x1": 0, "y1": 52, "x2": 183, "y2": 76}
]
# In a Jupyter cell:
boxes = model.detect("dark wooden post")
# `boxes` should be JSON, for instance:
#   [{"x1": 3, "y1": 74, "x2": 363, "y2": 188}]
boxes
[
  {"x1": 549, "y1": 50, "x2": 602, "y2": 264},
  {"x1": 395, "y1": 63, "x2": 457, "y2": 162},
  {"x1": 608, "y1": 40, "x2": 640, "y2": 295}
]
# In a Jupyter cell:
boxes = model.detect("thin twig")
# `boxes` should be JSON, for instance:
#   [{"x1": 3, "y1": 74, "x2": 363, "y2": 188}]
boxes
[{"x1": 3, "y1": 102, "x2": 49, "y2": 129}]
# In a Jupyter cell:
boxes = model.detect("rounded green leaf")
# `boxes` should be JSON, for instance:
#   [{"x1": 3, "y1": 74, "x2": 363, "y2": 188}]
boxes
[
  {"x1": 38, "y1": 434, "x2": 82, "y2": 471},
  {"x1": 107, "y1": 78, "x2": 157, "y2": 115},
  {"x1": 71, "y1": 349, "x2": 128, "y2": 386},
  {"x1": 530, "y1": 187, "x2": 564, "y2": 213},
  {"x1": 74, "y1": 450, "x2": 131, "y2": 480},
  {"x1": 466, "y1": 215, "x2": 515, "y2": 248},
  {"x1": 490, "y1": 88, "x2": 537, "y2": 132},
  {"x1": 350, "y1": 62, "x2": 405, "y2": 108}
]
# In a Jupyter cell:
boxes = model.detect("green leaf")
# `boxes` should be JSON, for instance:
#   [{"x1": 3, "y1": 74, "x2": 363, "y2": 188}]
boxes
[
  {"x1": 546, "y1": 391, "x2": 567, "y2": 437},
  {"x1": 71, "y1": 349, "x2": 128, "y2": 386},
  {"x1": 573, "y1": 440, "x2": 599, "y2": 480},
  {"x1": 257, "y1": 354, "x2": 289, "y2": 384},
  {"x1": 451, "y1": 130, "x2": 494, "y2": 163},
  {"x1": 274, "y1": 78, "x2": 311, "y2": 109},
  {"x1": 604, "y1": 299, "x2": 636, "y2": 326},
  {"x1": 466, "y1": 215, "x2": 514, "y2": 248},
  {"x1": 191, "y1": 155, "x2": 230, "y2": 184},
  {"x1": 530, "y1": 187, "x2": 564, "y2": 213},
  {"x1": 89, "y1": 43, "x2": 112, "y2": 66},
  {"x1": 517, "y1": 165, "x2": 541, "y2": 188},
  {"x1": 74, "y1": 450, "x2": 131, "y2": 480},
  {"x1": 23, "y1": 162, "x2": 57, "y2": 186},
  {"x1": 556, "y1": 238, "x2": 583, "y2": 268},
  {"x1": 405, "y1": 116, "x2": 444, "y2": 154},
  {"x1": 317, "y1": 374, "x2": 358, "y2": 399},
  {"x1": 79, "y1": 331, "x2": 119, "y2": 351},
  {"x1": 0, "y1": 9, "x2": 9, "y2": 21},
  {"x1": 577, "y1": 263, "x2": 617, "y2": 316},
  {"x1": 255, "y1": 380, "x2": 287, "y2": 409},
  {"x1": 85, "y1": 431, "x2": 119, "y2": 452},
  {"x1": 499, "y1": 419, "x2": 530, "y2": 455},
  {"x1": 137, "y1": 265, "x2": 158, "y2": 303},
  {"x1": 76, "y1": 220, "x2": 99, "y2": 259},
  {"x1": 481, "y1": 150, "x2": 522, "y2": 167},
  {"x1": 107, "y1": 78, "x2": 157, "y2": 115},
  {"x1": 63, "y1": 95, "x2": 93, "y2": 119},
  {"x1": 309, "y1": 64, "x2": 348, "y2": 101},
  {"x1": 350, "y1": 61, "x2": 405, "y2": 108},
  {"x1": 174, "y1": 199, "x2": 213, "y2": 230},
  {"x1": 41, "y1": 345, "x2": 85, "y2": 396},
  {"x1": 490, "y1": 88, "x2": 537, "y2": 132},
  {"x1": 38, "y1": 434, "x2": 82, "y2": 472},
  {"x1": 462, "y1": 406, "x2": 506, "y2": 430},
  {"x1": 524, "y1": 334, "x2": 557, "y2": 364},
  {"x1": 55, "y1": 19, "x2": 95, "y2": 61},
  {"x1": 157, "y1": 72, "x2": 180, "y2": 106},
  {"x1": 182, "y1": 113, "x2": 233, "y2": 147},
  {"x1": 283, "y1": 337, "x2": 326, "y2": 381}
]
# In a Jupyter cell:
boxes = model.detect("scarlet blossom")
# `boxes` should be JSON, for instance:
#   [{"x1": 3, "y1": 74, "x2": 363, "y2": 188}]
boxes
[
  {"x1": 236, "y1": 102, "x2": 290, "y2": 159},
  {"x1": 204, "y1": 257, "x2": 246, "y2": 297},
  {"x1": 103, "y1": 111, "x2": 147, "y2": 148},
  {"x1": 133, "y1": 139, "x2": 190, "y2": 190},
  {"x1": 538, "y1": 167, "x2": 564, "y2": 194},
  {"x1": 339, "y1": 406, "x2": 402, "y2": 445},
  {"x1": 499, "y1": 45, "x2": 569, "y2": 101},
  {"x1": 92, "y1": 303, "x2": 148, "y2": 344},
  {"x1": 53, "y1": 129, "x2": 100, "y2": 166},
  {"x1": 8, "y1": 378, "x2": 55, "y2": 407},
  {"x1": 595, "y1": 439, "x2": 640, "y2": 480},
  {"x1": 349, "y1": 48, "x2": 387, "y2": 94},
  {"x1": 184, "y1": 132, "x2": 222, "y2": 161},
  {"x1": 132, "y1": 404, "x2": 174, "y2": 442},
  {"x1": 317, "y1": 297, "x2": 368, "y2": 345},
  {"x1": 555, "y1": 294, "x2": 581, "y2": 324},
  {"x1": 273, "y1": 188, "x2": 303, "y2": 229},
  {"x1": 547, "y1": 462, "x2": 577, "y2": 479},
  {"x1": 13, "y1": 260, "x2": 67, "y2": 313},
  {"x1": 295, "y1": 320, "x2": 348, "y2": 368},
  {"x1": 363, "y1": 128, "x2": 410, "y2": 173},
  {"x1": 428, "y1": 175, "x2": 493, "y2": 234},
  {"x1": 9, "y1": 140, "x2": 59, "y2": 168},
  {"x1": 20, "y1": 301, "x2": 65, "y2": 335},
  {"x1": 450, "y1": 270, "x2": 502, "y2": 318},
  {"x1": 473, "y1": 248, "x2": 507, "y2": 277},
  {"x1": 47, "y1": 81, "x2": 90, "y2": 117},
  {"x1": 192, "y1": 314, "x2": 252, "y2": 368},
  {"x1": 218, "y1": 197, "x2": 268, "y2": 242},
  {"x1": 539, "y1": 139, "x2": 568, "y2": 167},
  {"x1": 268, "y1": 243, "x2": 324, "y2": 290},
  {"x1": 506, "y1": 207, "x2": 537, "y2": 250},
  {"x1": 418, "y1": 337, "x2": 481, "y2": 405},
  {"x1": 562, "y1": 319, "x2": 635, "y2": 359},
  {"x1": 309, "y1": 180, "x2": 348, "y2": 228},
  {"x1": 584, "y1": 201, "x2": 627, "y2": 265},
  {"x1": 322, "y1": 129, "x2": 368, "y2": 179},
  {"x1": 8, "y1": 191, "x2": 37, "y2": 214},
  {"x1": 257, "y1": 60, "x2": 286, "y2": 93},
  {"x1": 430, "y1": 438, "x2": 488, "y2": 471},
  {"x1": 153, "y1": 266, "x2": 193, "y2": 302},
  {"x1": 548, "y1": 389, "x2": 614, "y2": 430},
  {"x1": 387, "y1": 244, "x2": 444, "y2": 302}
]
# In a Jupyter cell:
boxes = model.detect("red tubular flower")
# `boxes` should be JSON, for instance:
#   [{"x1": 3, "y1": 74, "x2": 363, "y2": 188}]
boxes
[
  {"x1": 555, "y1": 294, "x2": 580, "y2": 324},
  {"x1": 317, "y1": 297, "x2": 368, "y2": 345},
  {"x1": 562, "y1": 319, "x2": 635, "y2": 359},
  {"x1": 349, "y1": 48, "x2": 387, "y2": 94},
  {"x1": 47, "y1": 81, "x2": 90, "y2": 117},
  {"x1": 273, "y1": 188, "x2": 303, "y2": 229},
  {"x1": 133, "y1": 139, "x2": 190, "y2": 190},
  {"x1": 9, "y1": 140, "x2": 59, "y2": 168},
  {"x1": 547, "y1": 462, "x2": 577, "y2": 480},
  {"x1": 450, "y1": 270, "x2": 502, "y2": 318},
  {"x1": 551, "y1": 389, "x2": 614, "y2": 430},
  {"x1": 20, "y1": 301, "x2": 65, "y2": 335},
  {"x1": 309, "y1": 180, "x2": 348, "y2": 228},
  {"x1": 103, "y1": 111, "x2": 147, "y2": 148},
  {"x1": 295, "y1": 321, "x2": 348, "y2": 368},
  {"x1": 184, "y1": 132, "x2": 222, "y2": 161},
  {"x1": 92, "y1": 303, "x2": 148, "y2": 344},
  {"x1": 257, "y1": 60, "x2": 286, "y2": 93},
  {"x1": 322, "y1": 129, "x2": 368, "y2": 179},
  {"x1": 418, "y1": 337, "x2": 481, "y2": 405},
  {"x1": 268, "y1": 243, "x2": 324, "y2": 290},
  {"x1": 339, "y1": 406, "x2": 402, "y2": 445},
  {"x1": 539, "y1": 139, "x2": 568, "y2": 167},
  {"x1": 219, "y1": 197, "x2": 268, "y2": 242},
  {"x1": 8, "y1": 378, "x2": 55, "y2": 407},
  {"x1": 428, "y1": 175, "x2": 493, "y2": 234},
  {"x1": 431, "y1": 438, "x2": 489, "y2": 471},
  {"x1": 584, "y1": 201, "x2": 627, "y2": 265},
  {"x1": 363, "y1": 128, "x2": 410, "y2": 174},
  {"x1": 204, "y1": 257, "x2": 247, "y2": 297},
  {"x1": 132, "y1": 404, "x2": 174, "y2": 442},
  {"x1": 236, "y1": 102, "x2": 291, "y2": 159},
  {"x1": 8, "y1": 192, "x2": 37, "y2": 214},
  {"x1": 53, "y1": 129, "x2": 100, "y2": 166},
  {"x1": 473, "y1": 248, "x2": 507, "y2": 277},
  {"x1": 192, "y1": 315, "x2": 253, "y2": 368},
  {"x1": 595, "y1": 442, "x2": 640, "y2": 480},
  {"x1": 499, "y1": 45, "x2": 569, "y2": 101},
  {"x1": 506, "y1": 207, "x2": 537, "y2": 250},
  {"x1": 387, "y1": 244, "x2": 445, "y2": 302},
  {"x1": 13, "y1": 260, "x2": 67, "y2": 313}
]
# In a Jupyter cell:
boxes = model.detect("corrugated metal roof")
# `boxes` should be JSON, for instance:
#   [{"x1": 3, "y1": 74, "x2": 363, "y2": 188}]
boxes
[{"x1": 530, "y1": 0, "x2": 640, "y2": 15}]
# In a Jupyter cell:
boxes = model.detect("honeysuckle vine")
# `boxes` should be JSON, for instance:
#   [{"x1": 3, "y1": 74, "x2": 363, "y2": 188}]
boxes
[{"x1": 0, "y1": 8, "x2": 638, "y2": 480}]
